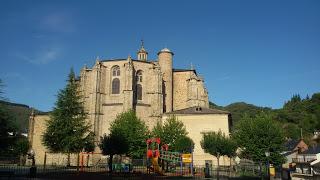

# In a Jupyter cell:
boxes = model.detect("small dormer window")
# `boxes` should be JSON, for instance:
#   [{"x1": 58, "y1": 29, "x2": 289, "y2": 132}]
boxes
[{"x1": 195, "y1": 107, "x2": 202, "y2": 112}]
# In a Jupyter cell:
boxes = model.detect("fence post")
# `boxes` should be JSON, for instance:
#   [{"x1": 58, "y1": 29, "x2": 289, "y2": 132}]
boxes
[
  {"x1": 80, "y1": 153, "x2": 84, "y2": 172},
  {"x1": 180, "y1": 156, "x2": 183, "y2": 176},
  {"x1": 43, "y1": 152, "x2": 47, "y2": 170},
  {"x1": 77, "y1": 153, "x2": 80, "y2": 172}
]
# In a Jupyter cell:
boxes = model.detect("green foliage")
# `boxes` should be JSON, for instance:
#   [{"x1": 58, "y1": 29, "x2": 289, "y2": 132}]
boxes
[
  {"x1": 99, "y1": 132, "x2": 129, "y2": 172},
  {"x1": 275, "y1": 93, "x2": 320, "y2": 142},
  {"x1": 42, "y1": 69, "x2": 94, "y2": 154},
  {"x1": 0, "y1": 79, "x2": 4, "y2": 100},
  {"x1": 109, "y1": 110, "x2": 149, "y2": 158},
  {"x1": 99, "y1": 133, "x2": 128, "y2": 156},
  {"x1": 224, "y1": 102, "x2": 273, "y2": 127},
  {"x1": 282, "y1": 123, "x2": 301, "y2": 140},
  {"x1": 224, "y1": 136, "x2": 237, "y2": 158},
  {"x1": 0, "y1": 79, "x2": 18, "y2": 154},
  {"x1": 210, "y1": 92, "x2": 320, "y2": 142},
  {"x1": 13, "y1": 137, "x2": 30, "y2": 156},
  {"x1": 151, "y1": 116, "x2": 188, "y2": 151},
  {"x1": 0, "y1": 105, "x2": 15, "y2": 151},
  {"x1": 200, "y1": 130, "x2": 236, "y2": 166},
  {"x1": 209, "y1": 101, "x2": 224, "y2": 109},
  {"x1": 233, "y1": 113, "x2": 285, "y2": 166},
  {"x1": 83, "y1": 132, "x2": 95, "y2": 152},
  {"x1": 174, "y1": 136, "x2": 194, "y2": 153},
  {"x1": 0, "y1": 100, "x2": 39, "y2": 133}
]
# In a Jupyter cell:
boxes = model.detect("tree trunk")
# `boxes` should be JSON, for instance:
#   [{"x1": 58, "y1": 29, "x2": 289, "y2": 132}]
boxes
[
  {"x1": 108, "y1": 154, "x2": 113, "y2": 173},
  {"x1": 217, "y1": 155, "x2": 220, "y2": 180},
  {"x1": 67, "y1": 153, "x2": 71, "y2": 167},
  {"x1": 229, "y1": 157, "x2": 232, "y2": 177},
  {"x1": 77, "y1": 153, "x2": 80, "y2": 172},
  {"x1": 19, "y1": 155, "x2": 23, "y2": 166},
  {"x1": 87, "y1": 154, "x2": 89, "y2": 167},
  {"x1": 259, "y1": 162, "x2": 263, "y2": 180}
]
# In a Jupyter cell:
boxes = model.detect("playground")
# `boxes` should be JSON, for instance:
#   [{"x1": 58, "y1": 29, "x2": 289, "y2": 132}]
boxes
[{"x1": 145, "y1": 138, "x2": 195, "y2": 177}]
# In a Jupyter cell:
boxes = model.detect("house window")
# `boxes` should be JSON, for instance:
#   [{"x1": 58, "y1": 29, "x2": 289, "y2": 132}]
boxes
[{"x1": 112, "y1": 78, "x2": 120, "y2": 94}]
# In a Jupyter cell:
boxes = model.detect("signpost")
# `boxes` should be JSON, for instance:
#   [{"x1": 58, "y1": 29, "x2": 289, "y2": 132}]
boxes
[{"x1": 182, "y1": 154, "x2": 192, "y2": 163}]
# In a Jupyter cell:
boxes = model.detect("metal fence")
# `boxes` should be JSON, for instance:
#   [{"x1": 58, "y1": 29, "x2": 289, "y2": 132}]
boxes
[{"x1": 0, "y1": 159, "x2": 265, "y2": 179}]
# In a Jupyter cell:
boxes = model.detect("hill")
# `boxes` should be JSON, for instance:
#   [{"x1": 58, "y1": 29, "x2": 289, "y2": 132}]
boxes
[
  {"x1": 210, "y1": 101, "x2": 273, "y2": 125},
  {"x1": 0, "y1": 100, "x2": 42, "y2": 133},
  {"x1": 209, "y1": 92, "x2": 320, "y2": 143},
  {"x1": 224, "y1": 102, "x2": 273, "y2": 124}
]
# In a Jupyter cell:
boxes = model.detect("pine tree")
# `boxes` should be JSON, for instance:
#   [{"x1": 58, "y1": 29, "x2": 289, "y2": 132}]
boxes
[{"x1": 42, "y1": 69, "x2": 94, "y2": 165}]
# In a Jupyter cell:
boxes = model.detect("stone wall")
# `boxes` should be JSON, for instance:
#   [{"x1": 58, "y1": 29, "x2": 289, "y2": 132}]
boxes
[
  {"x1": 173, "y1": 70, "x2": 209, "y2": 111},
  {"x1": 173, "y1": 71, "x2": 189, "y2": 111},
  {"x1": 28, "y1": 114, "x2": 78, "y2": 166},
  {"x1": 162, "y1": 113, "x2": 232, "y2": 166}
]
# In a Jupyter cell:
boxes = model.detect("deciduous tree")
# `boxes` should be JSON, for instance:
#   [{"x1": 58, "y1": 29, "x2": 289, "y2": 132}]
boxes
[
  {"x1": 151, "y1": 116, "x2": 188, "y2": 151},
  {"x1": 201, "y1": 130, "x2": 230, "y2": 168},
  {"x1": 99, "y1": 133, "x2": 128, "y2": 172},
  {"x1": 233, "y1": 113, "x2": 285, "y2": 166},
  {"x1": 109, "y1": 110, "x2": 149, "y2": 158},
  {"x1": 174, "y1": 136, "x2": 194, "y2": 153}
]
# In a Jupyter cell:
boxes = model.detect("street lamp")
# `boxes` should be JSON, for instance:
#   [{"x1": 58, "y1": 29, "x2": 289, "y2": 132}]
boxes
[
  {"x1": 28, "y1": 149, "x2": 35, "y2": 166},
  {"x1": 265, "y1": 151, "x2": 270, "y2": 179},
  {"x1": 28, "y1": 149, "x2": 37, "y2": 178}
]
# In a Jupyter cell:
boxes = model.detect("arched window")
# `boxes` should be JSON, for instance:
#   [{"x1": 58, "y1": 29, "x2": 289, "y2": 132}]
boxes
[
  {"x1": 136, "y1": 70, "x2": 143, "y2": 82},
  {"x1": 112, "y1": 66, "x2": 120, "y2": 76},
  {"x1": 136, "y1": 84, "x2": 142, "y2": 100},
  {"x1": 111, "y1": 66, "x2": 120, "y2": 94},
  {"x1": 112, "y1": 78, "x2": 120, "y2": 94},
  {"x1": 135, "y1": 70, "x2": 143, "y2": 100}
]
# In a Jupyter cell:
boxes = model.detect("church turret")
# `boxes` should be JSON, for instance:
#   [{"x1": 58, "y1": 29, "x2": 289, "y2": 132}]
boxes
[
  {"x1": 137, "y1": 40, "x2": 148, "y2": 61},
  {"x1": 158, "y1": 48, "x2": 174, "y2": 112}
]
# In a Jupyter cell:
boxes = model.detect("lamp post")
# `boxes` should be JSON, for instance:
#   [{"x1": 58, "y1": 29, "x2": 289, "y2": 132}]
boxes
[
  {"x1": 265, "y1": 151, "x2": 270, "y2": 180},
  {"x1": 29, "y1": 149, "x2": 35, "y2": 166},
  {"x1": 28, "y1": 149, "x2": 36, "y2": 178}
]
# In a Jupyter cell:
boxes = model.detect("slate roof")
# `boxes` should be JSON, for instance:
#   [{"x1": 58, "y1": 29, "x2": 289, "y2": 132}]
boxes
[
  {"x1": 100, "y1": 59, "x2": 155, "y2": 64},
  {"x1": 284, "y1": 139, "x2": 300, "y2": 151},
  {"x1": 165, "y1": 106, "x2": 230, "y2": 115},
  {"x1": 301, "y1": 145, "x2": 320, "y2": 155},
  {"x1": 173, "y1": 68, "x2": 197, "y2": 74}
]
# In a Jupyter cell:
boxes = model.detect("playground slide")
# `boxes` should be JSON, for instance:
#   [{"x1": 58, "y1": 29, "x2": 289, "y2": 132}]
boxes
[{"x1": 151, "y1": 157, "x2": 163, "y2": 175}]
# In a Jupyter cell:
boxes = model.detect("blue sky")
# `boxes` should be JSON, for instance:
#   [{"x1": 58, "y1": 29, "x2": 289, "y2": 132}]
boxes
[{"x1": 0, "y1": 0, "x2": 319, "y2": 111}]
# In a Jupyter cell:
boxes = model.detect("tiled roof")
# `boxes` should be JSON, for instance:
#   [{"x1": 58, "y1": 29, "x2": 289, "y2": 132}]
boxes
[{"x1": 165, "y1": 106, "x2": 230, "y2": 115}]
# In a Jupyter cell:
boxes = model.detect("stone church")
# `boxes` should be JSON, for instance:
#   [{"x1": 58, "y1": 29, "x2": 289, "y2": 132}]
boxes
[
  {"x1": 80, "y1": 43, "x2": 209, "y2": 139},
  {"x1": 28, "y1": 43, "x2": 231, "y2": 166}
]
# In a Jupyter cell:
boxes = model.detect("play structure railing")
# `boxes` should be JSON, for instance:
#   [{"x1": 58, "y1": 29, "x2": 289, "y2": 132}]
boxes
[{"x1": 159, "y1": 150, "x2": 181, "y2": 163}]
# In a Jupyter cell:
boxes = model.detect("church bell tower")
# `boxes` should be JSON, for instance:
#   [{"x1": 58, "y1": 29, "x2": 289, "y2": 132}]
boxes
[{"x1": 137, "y1": 40, "x2": 148, "y2": 61}]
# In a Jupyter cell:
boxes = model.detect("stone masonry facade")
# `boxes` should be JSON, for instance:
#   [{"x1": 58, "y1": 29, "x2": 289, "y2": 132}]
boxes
[
  {"x1": 28, "y1": 43, "x2": 217, "y2": 166},
  {"x1": 79, "y1": 44, "x2": 209, "y2": 139}
]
